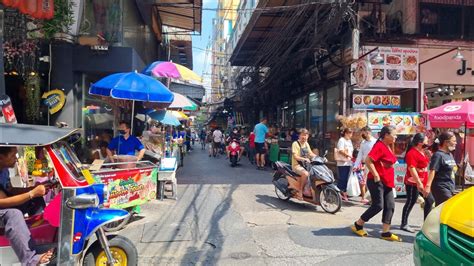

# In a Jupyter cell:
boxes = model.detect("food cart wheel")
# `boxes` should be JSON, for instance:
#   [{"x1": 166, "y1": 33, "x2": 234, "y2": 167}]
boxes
[
  {"x1": 103, "y1": 208, "x2": 134, "y2": 232},
  {"x1": 83, "y1": 235, "x2": 138, "y2": 266}
]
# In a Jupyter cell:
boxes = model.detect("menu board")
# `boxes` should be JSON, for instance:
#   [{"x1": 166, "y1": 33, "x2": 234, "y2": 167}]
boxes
[
  {"x1": 352, "y1": 46, "x2": 419, "y2": 88},
  {"x1": 367, "y1": 112, "x2": 425, "y2": 135},
  {"x1": 353, "y1": 94, "x2": 400, "y2": 109}
]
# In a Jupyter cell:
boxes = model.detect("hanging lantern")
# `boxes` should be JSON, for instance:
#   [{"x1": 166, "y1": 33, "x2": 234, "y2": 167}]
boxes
[{"x1": 19, "y1": 0, "x2": 38, "y2": 16}]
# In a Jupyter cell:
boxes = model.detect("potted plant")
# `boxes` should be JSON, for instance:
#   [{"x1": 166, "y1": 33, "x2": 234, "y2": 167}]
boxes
[{"x1": 42, "y1": 0, "x2": 75, "y2": 42}]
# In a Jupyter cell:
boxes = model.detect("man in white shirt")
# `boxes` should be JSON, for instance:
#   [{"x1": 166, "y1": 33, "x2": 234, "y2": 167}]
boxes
[
  {"x1": 354, "y1": 126, "x2": 377, "y2": 203},
  {"x1": 212, "y1": 128, "x2": 223, "y2": 157}
]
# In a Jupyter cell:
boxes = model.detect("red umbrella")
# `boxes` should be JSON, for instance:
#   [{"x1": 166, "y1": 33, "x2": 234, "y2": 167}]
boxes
[{"x1": 422, "y1": 100, "x2": 474, "y2": 128}]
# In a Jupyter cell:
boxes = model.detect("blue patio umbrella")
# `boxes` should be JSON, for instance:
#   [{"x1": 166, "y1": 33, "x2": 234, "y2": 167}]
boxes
[
  {"x1": 147, "y1": 110, "x2": 181, "y2": 126},
  {"x1": 89, "y1": 72, "x2": 174, "y2": 133},
  {"x1": 89, "y1": 72, "x2": 174, "y2": 103}
]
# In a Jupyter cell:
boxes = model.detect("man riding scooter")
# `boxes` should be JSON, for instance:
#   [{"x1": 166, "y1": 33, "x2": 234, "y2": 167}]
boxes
[
  {"x1": 0, "y1": 147, "x2": 53, "y2": 265},
  {"x1": 226, "y1": 127, "x2": 245, "y2": 161},
  {"x1": 291, "y1": 129, "x2": 317, "y2": 200}
]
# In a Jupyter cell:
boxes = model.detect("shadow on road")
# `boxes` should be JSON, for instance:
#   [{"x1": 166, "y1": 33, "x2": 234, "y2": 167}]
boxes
[
  {"x1": 255, "y1": 194, "x2": 319, "y2": 213},
  {"x1": 312, "y1": 223, "x2": 416, "y2": 243}
]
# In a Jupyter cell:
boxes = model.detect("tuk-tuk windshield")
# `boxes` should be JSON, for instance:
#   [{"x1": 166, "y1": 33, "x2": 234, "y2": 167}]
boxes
[{"x1": 51, "y1": 142, "x2": 86, "y2": 182}]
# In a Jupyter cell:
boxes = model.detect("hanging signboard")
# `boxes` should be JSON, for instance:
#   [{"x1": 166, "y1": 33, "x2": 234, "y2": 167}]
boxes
[
  {"x1": 42, "y1": 89, "x2": 66, "y2": 115},
  {"x1": 353, "y1": 94, "x2": 401, "y2": 109},
  {"x1": 352, "y1": 46, "x2": 419, "y2": 88},
  {"x1": 0, "y1": 94, "x2": 17, "y2": 123},
  {"x1": 367, "y1": 112, "x2": 425, "y2": 135}
]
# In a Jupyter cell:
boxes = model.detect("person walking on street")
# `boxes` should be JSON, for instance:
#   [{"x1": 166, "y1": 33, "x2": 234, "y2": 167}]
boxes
[
  {"x1": 254, "y1": 118, "x2": 269, "y2": 170},
  {"x1": 212, "y1": 127, "x2": 224, "y2": 157},
  {"x1": 424, "y1": 131, "x2": 457, "y2": 206},
  {"x1": 336, "y1": 128, "x2": 354, "y2": 201},
  {"x1": 248, "y1": 131, "x2": 256, "y2": 164},
  {"x1": 400, "y1": 133, "x2": 434, "y2": 233},
  {"x1": 351, "y1": 126, "x2": 402, "y2": 242},
  {"x1": 207, "y1": 129, "x2": 214, "y2": 157},
  {"x1": 200, "y1": 129, "x2": 207, "y2": 150},
  {"x1": 354, "y1": 127, "x2": 377, "y2": 204}
]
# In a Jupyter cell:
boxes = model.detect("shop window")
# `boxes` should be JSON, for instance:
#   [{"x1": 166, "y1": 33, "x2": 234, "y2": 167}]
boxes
[
  {"x1": 80, "y1": 0, "x2": 122, "y2": 44},
  {"x1": 309, "y1": 92, "x2": 323, "y2": 149},
  {"x1": 325, "y1": 86, "x2": 341, "y2": 154},
  {"x1": 419, "y1": 3, "x2": 464, "y2": 38},
  {"x1": 295, "y1": 96, "x2": 307, "y2": 129}
]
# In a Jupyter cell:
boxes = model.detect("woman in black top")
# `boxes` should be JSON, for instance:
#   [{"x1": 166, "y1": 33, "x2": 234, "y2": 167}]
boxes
[{"x1": 424, "y1": 132, "x2": 457, "y2": 206}]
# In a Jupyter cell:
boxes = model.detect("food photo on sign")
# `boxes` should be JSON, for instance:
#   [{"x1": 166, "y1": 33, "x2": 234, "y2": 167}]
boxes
[{"x1": 353, "y1": 94, "x2": 401, "y2": 110}]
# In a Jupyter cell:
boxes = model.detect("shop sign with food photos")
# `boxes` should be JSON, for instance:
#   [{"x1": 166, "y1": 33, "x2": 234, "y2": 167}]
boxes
[
  {"x1": 353, "y1": 94, "x2": 400, "y2": 109},
  {"x1": 367, "y1": 112, "x2": 426, "y2": 135},
  {"x1": 352, "y1": 46, "x2": 419, "y2": 88}
]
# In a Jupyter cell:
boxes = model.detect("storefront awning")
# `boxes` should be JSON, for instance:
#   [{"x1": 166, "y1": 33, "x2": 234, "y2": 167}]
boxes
[{"x1": 154, "y1": 0, "x2": 202, "y2": 34}]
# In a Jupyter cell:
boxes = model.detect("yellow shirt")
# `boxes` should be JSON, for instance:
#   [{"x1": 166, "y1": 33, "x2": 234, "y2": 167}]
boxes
[{"x1": 292, "y1": 141, "x2": 311, "y2": 168}]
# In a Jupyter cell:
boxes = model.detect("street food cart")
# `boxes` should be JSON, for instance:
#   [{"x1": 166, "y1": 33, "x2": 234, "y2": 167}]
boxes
[{"x1": 88, "y1": 155, "x2": 158, "y2": 230}]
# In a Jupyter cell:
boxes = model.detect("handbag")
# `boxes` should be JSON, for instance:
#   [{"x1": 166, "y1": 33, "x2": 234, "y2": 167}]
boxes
[{"x1": 347, "y1": 172, "x2": 361, "y2": 197}]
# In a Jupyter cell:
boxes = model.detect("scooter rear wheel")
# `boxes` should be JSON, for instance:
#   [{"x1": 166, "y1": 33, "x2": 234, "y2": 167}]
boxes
[
  {"x1": 319, "y1": 187, "x2": 341, "y2": 214},
  {"x1": 275, "y1": 186, "x2": 290, "y2": 201}
]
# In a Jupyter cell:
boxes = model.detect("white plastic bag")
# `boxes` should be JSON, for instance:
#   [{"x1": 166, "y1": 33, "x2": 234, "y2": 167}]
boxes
[
  {"x1": 347, "y1": 172, "x2": 361, "y2": 197},
  {"x1": 465, "y1": 163, "x2": 474, "y2": 185}
]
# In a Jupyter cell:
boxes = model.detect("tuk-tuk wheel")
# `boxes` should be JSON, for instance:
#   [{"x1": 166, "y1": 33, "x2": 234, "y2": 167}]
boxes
[{"x1": 83, "y1": 235, "x2": 138, "y2": 266}]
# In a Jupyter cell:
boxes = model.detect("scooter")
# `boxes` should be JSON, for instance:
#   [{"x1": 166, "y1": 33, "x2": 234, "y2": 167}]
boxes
[
  {"x1": 272, "y1": 151, "x2": 342, "y2": 214},
  {"x1": 228, "y1": 138, "x2": 241, "y2": 167},
  {"x1": 0, "y1": 123, "x2": 138, "y2": 265}
]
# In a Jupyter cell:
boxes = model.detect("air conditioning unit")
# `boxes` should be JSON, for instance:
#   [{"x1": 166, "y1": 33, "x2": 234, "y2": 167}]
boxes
[{"x1": 358, "y1": 10, "x2": 386, "y2": 34}]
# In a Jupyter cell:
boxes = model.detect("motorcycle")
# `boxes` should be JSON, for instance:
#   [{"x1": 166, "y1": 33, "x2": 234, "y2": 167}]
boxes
[
  {"x1": 228, "y1": 138, "x2": 241, "y2": 167},
  {"x1": 0, "y1": 123, "x2": 138, "y2": 265},
  {"x1": 272, "y1": 151, "x2": 342, "y2": 214}
]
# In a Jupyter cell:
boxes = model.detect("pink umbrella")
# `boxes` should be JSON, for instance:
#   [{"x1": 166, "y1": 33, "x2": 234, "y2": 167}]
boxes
[{"x1": 422, "y1": 101, "x2": 474, "y2": 128}]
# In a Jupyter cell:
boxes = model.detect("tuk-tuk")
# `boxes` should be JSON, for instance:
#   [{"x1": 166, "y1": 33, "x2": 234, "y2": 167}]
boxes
[{"x1": 0, "y1": 123, "x2": 138, "y2": 265}]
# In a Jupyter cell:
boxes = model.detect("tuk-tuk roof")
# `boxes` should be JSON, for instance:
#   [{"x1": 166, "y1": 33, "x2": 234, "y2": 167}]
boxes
[{"x1": 0, "y1": 123, "x2": 79, "y2": 146}]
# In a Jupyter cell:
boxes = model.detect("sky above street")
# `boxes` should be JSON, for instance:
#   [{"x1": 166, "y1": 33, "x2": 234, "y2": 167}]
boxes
[{"x1": 192, "y1": 0, "x2": 218, "y2": 100}]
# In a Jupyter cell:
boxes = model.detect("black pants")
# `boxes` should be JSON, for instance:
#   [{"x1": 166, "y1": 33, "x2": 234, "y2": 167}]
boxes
[
  {"x1": 432, "y1": 183, "x2": 455, "y2": 206},
  {"x1": 361, "y1": 179, "x2": 395, "y2": 225},
  {"x1": 401, "y1": 184, "x2": 434, "y2": 226}
]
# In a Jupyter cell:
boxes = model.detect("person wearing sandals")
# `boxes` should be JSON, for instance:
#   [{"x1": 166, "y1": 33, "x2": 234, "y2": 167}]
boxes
[
  {"x1": 336, "y1": 128, "x2": 354, "y2": 201},
  {"x1": 351, "y1": 126, "x2": 402, "y2": 242},
  {"x1": 400, "y1": 133, "x2": 434, "y2": 233},
  {"x1": 424, "y1": 131, "x2": 457, "y2": 206},
  {"x1": 354, "y1": 126, "x2": 377, "y2": 204}
]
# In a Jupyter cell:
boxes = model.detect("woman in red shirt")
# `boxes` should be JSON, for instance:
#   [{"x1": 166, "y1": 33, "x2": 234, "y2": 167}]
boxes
[
  {"x1": 351, "y1": 126, "x2": 401, "y2": 242},
  {"x1": 400, "y1": 133, "x2": 434, "y2": 233}
]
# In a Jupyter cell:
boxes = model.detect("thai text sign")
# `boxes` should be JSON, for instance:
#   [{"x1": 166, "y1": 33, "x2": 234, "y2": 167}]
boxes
[
  {"x1": 42, "y1": 89, "x2": 66, "y2": 115},
  {"x1": 352, "y1": 46, "x2": 419, "y2": 88},
  {"x1": 94, "y1": 167, "x2": 157, "y2": 209}
]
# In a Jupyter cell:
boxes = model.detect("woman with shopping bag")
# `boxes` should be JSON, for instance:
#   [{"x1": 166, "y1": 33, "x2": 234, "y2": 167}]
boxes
[{"x1": 335, "y1": 128, "x2": 354, "y2": 201}]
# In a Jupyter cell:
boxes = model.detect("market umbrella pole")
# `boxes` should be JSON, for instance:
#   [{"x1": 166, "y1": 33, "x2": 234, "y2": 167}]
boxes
[
  {"x1": 462, "y1": 123, "x2": 467, "y2": 190},
  {"x1": 131, "y1": 100, "x2": 135, "y2": 134}
]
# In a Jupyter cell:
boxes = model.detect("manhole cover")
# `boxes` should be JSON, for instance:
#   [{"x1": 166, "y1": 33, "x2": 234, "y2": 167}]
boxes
[{"x1": 230, "y1": 252, "x2": 251, "y2": 260}]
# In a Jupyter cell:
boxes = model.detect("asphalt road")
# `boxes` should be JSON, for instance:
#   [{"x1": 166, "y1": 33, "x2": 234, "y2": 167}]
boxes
[{"x1": 120, "y1": 146, "x2": 424, "y2": 265}]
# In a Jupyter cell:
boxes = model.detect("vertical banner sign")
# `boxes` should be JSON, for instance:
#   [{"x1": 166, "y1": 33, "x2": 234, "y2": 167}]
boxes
[{"x1": 0, "y1": 94, "x2": 17, "y2": 123}]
